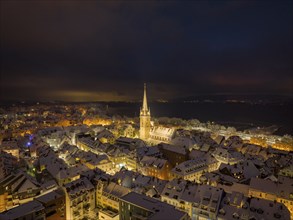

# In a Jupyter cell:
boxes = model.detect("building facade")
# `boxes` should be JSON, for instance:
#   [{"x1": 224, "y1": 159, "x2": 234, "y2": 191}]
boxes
[{"x1": 64, "y1": 177, "x2": 95, "y2": 220}]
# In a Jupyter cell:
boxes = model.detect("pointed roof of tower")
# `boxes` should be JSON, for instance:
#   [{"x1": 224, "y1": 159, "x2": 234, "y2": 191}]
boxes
[{"x1": 143, "y1": 83, "x2": 148, "y2": 111}]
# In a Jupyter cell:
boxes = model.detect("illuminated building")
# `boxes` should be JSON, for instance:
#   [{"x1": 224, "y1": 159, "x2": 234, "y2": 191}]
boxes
[
  {"x1": 106, "y1": 146, "x2": 128, "y2": 171},
  {"x1": 161, "y1": 181, "x2": 290, "y2": 220},
  {"x1": 115, "y1": 137, "x2": 145, "y2": 150},
  {"x1": 217, "y1": 192, "x2": 290, "y2": 220},
  {"x1": 212, "y1": 147, "x2": 243, "y2": 165},
  {"x1": 0, "y1": 151, "x2": 18, "y2": 180},
  {"x1": 76, "y1": 135, "x2": 99, "y2": 152},
  {"x1": 249, "y1": 176, "x2": 293, "y2": 218},
  {"x1": 191, "y1": 185, "x2": 224, "y2": 220},
  {"x1": 64, "y1": 177, "x2": 95, "y2": 220},
  {"x1": 137, "y1": 156, "x2": 171, "y2": 180},
  {"x1": 0, "y1": 172, "x2": 40, "y2": 212},
  {"x1": 1, "y1": 139, "x2": 19, "y2": 161},
  {"x1": 1, "y1": 148, "x2": 19, "y2": 161},
  {"x1": 139, "y1": 83, "x2": 151, "y2": 140},
  {"x1": 119, "y1": 192, "x2": 189, "y2": 220},
  {"x1": 139, "y1": 84, "x2": 177, "y2": 143},
  {"x1": 98, "y1": 182, "x2": 130, "y2": 220},
  {"x1": 34, "y1": 189, "x2": 65, "y2": 220},
  {"x1": 278, "y1": 163, "x2": 293, "y2": 178},
  {"x1": 83, "y1": 154, "x2": 113, "y2": 172},
  {"x1": 150, "y1": 126, "x2": 176, "y2": 143},
  {"x1": 44, "y1": 130, "x2": 68, "y2": 149},
  {"x1": 159, "y1": 143, "x2": 188, "y2": 167},
  {"x1": 95, "y1": 175, "x2": 112, "y2": 209},
  {"x1": 0, "y1": 200, "x2": 46, "y2": 220},
  {"x1": 170, "y1": 157, "x2": 219, "y2": 182},
  {"x1": 124, "y1": 152, "x2": 137, "y2": 171},
  {"x1": 96, "y1": 129, "x2": 115, "y2": 144},
  {"x1": 37, "y1": 146, "x2": 87, "y2": 185},
  {"x1": 161, "y1": 179, "x2": 189, "y2": 211}
]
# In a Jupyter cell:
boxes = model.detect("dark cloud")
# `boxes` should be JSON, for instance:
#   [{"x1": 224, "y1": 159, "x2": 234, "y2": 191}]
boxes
[{"x1": 0, "y1": 0, "x2": 292, "y2": 101}]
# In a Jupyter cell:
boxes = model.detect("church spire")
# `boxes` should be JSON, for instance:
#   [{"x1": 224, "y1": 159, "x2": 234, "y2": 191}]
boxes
[
  {"x1": 142, "y1": 83, "x2": 148, "y2": 111},
  {"x1": 140, "y1": 83, "x2": 151, "y2": 140}
]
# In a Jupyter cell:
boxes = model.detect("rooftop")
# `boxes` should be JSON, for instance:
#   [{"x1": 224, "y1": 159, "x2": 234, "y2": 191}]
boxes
[
  {"x1": 120, "y1": 192, "x2": 187, "y2": 220},
  {"x1": 0, "y1": 200, "x2": 44, "y2": 220}
]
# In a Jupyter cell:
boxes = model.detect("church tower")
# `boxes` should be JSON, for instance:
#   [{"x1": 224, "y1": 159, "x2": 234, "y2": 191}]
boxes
[{"x1": 140, "y1": 83, "x2": 151, "y2": 140}]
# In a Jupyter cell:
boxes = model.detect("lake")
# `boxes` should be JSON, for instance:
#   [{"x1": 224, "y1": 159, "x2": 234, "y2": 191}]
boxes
[{"x1": 106, "y1": 102, "x2": 293, "y2": 135}]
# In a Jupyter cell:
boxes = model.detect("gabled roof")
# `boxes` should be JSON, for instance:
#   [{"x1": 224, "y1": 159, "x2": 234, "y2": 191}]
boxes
[{"x1": 103, "y1": 182, "x2": 130, "y2": 198}]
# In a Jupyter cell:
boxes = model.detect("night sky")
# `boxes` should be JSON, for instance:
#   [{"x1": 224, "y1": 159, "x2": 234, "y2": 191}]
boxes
[{"x1": 1, "y1": 1, "x2": 292, "y2": 102}]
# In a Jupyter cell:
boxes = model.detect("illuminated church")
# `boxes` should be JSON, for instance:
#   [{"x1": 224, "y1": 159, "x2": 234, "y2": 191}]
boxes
[
  {"x1": 140, "y1": 84, "x2": 175, "y2": 143},
  {"x1": 139, "y1": 83, "x2": 151, "y2": 139}
]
